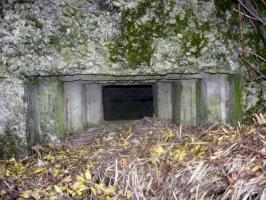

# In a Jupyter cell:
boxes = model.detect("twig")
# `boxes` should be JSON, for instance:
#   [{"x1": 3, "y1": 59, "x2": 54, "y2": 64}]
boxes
[
  {"x1": 238, "y1": 3, "x2": 244, "y2": 57},
  {"x1": 261, "y1": 0, "x2": 266, "y2": 7},
  {"x1": 240, "y1": 56, "x2": 266, "y2": 80},
  {"x1": 239, "y1": 50, "x2": 266, "y2": 63},
  {"x1": 238, "y1": 0, "x2": 266, "y2": 25},
  {"x1": 233, "y1": 8, "x2": 258, "y2": 21}
]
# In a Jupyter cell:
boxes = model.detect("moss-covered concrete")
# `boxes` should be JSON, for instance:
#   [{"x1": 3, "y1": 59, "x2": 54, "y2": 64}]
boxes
[
  {"x1": 108, "y1": 0, "x2": 213, "y2": 69},
  {"x1": 0, "y1": 78, "x2": 25, "y2": 159},
  {"x1": 196, "y1": 79, "x2": 207, "y2": 125},
  {"x1": 0, "y1": 0, "x2": 241, "y2": 76},
  {"x1": 0, "y1": 131, "x2": 26, "y2": 160},
  {"x1": 172, "y1": 80, "x2": 197, "y2": 126},
  {"x1": 25, "y1": 78, "x2": 66, "y2": 150},
  {"x1": 244, "y1": 80, "x2": 266, "y2": 123},
  {"x1": 228, "y1": 74, "x2": 243, "y2": 125}
]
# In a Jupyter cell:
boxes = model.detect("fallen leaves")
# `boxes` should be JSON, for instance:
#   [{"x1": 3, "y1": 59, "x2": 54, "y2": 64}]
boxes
[{"x1": 0, "y1": 116, "x2": 266, "y2": 199}]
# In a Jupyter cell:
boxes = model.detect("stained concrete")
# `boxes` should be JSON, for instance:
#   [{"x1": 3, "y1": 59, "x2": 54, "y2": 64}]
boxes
[
  {"x1": 154, "y1": 83, "x2": 173, "y2": 120},
  {"x1": 173, "y1": 80, "x2": 197, "y2": 126},
  {"x1": 25, "y1": 74, "x2": 243, "y2": 147},
  {"x1": 85, "y1": 84, "x2": 103, "y2": 125},
  {"x1": 204, "y1": 75, "x2": 230, "y2": 123},
  {"x1": 25, "y1": 79, "x2": 64, "y2": 148},
  {"x1": 64, "y1": 82, "x2": 86, "y2": 134}
]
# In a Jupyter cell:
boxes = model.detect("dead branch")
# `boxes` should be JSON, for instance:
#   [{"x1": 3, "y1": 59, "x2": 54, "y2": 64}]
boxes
[
  {"x1": 238, "y1": 0, "x2": 266, "y2": 25},
  {"x1": 240, "y1": 50, "x2": 266, "y2": 63},
  {"x1": 240, "y1": 56, "x2": 266, "y2": 80}
]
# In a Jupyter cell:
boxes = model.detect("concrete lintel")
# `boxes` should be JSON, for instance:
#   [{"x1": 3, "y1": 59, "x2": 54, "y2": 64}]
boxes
[{"x1": 58, "y1": 73, "x2": 220, "y2": 82}]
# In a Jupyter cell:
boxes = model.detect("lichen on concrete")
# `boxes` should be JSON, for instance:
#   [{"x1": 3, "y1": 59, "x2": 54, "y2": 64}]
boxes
[
  {"x1": 0, "y1": 0, "x2": 240, "y2": 76},
  {"x1": 108, "y1": 0, "x2": 239, "y2": 73},
  {"x1": 25, "y1": 77, "x2": 65, "y2": 149},
  {"x1": 0, "y1": 77, "x2": 26, "y2": 159},
  {"x1": 244, "y1": 80, "x2": 266, "y2": 123}
]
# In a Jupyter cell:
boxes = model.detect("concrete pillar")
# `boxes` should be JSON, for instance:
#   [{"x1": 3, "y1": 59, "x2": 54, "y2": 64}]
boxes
[
  {"x1": 25, "y1": 79, "x2": 65, "y2": 146},
  {"x1": 172, "y1": 80, "x2": 197, "y2": 126},
  {"x1": 85, "y1": 84, "x2": 103, "y2": 126},
  {"x1": 64, "y1": 81, "x2": 86, "y2": 134},
  {"x1": 181, "y1": 80, "x2": 197, "y2": 125},
  {"x1": 196, "y1": 79, "x2": 207, "y2": 125},
  {"x1": 154, "y1": 83, "x2": 173, "y2": 120},
  {"x1": 204, "y1": 74, "x2": 230, "y2": 123},
  {"x1": 227, "y1": 74, "x2": 243, "y2": 126}
]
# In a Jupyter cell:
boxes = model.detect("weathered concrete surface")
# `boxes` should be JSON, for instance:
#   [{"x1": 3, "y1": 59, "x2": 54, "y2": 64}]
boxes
[
  {"x1": 0, "y1": 0, "x2": 239, "y2": 76},
  {"x1": 203, "y1": 75, "x2": 230, "y2": 123},
  {"x1": 0, "y1": 73, "x2": 245, "y2": 159},
  {"x1": 0, "y1": 77, "x2": 26, "y2": 159},
  {"x1": 0, "y1": 78, "x2": 25, "y2": 135},
  {"x1": 199, "y1": 74, "x2": 244, "y2": 126},
  {"x1": 25, "y1": 79, "x2": 64, "y2": 149},
  {"x1": 173, "y1": 80, "x2": 197, "y2": 126},
  {"x1": 64, "y1": 82, "x2": 86, "y2": 134},
  {"x1": 154, "y1": 83, "x2": 173, "y2": 120},
  {"x1": 85, "y1": 84, "x2": 103, "y2": 126},
  {"x1": 24, "y1": 75, "x2": 244, "y2": 145}
]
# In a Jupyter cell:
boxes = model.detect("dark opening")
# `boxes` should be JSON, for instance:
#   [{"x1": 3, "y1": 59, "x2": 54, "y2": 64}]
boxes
[{"x1": 103, "y1": 85, "x2": 153, "y2": 121}]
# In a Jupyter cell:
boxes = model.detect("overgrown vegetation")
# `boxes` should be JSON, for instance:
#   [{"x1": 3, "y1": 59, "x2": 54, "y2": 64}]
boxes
[
  {"x1": 231, "y1": 0, "x2": 266, "y2": 119},
  {"x1": 0, "y1": 116, "x2": 265, "y2": 199}
]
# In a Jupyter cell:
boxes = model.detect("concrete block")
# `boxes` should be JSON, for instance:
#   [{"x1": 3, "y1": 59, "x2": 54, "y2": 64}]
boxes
[
  {"x1": 85, "y1": 84, "x2": 103, "y2": 125},
  {"x1": 227, "y1": 74, "x2": 243, "y2": 125},
  {"x1": 25, "y1": 79, "x2": 65, "y2": 146},
  {"x1": 172, "y1": 80, "x2": 197, "y2": 126},
  {"x1": 181, "y1": 80, "x2": 197, "y2": 125},
  {"x1": 64, "y1": 81, "x2": 86, "y2": 134},
  {"x1": 154, "y1": 83, "x2": 173, "y2": 120},
  {"x1": 196, "y1": 79, "x2": 207, "y2": 125},
  {"x1": 204, "y1": 74, "x2": 230, "y2": 123}
]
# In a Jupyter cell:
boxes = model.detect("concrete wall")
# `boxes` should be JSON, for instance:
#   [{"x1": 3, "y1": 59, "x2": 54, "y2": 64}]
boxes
[
  {"x1": 158, "y1": 74, "x2": 242, "y2": 126},
  {"x1": 25, "y1": 79, "x2": 64, "y2": 148},
  {"x1": 0, "y1": 0, "x2": 240, "y2": 77},
  {"x1": 24, "y1": 74, "x2": 242, "y2": 150},
  {"x1": 0, "y1": 77, "x2": 26, "y2": 159}
]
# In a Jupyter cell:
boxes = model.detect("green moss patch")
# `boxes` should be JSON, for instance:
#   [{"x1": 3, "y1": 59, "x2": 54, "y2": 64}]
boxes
[
  {"x1": 0, "y1": 126, "x2": 26, "y2": 160},
  {"x1": 108, "y1": 0, "x2": 209, "y2": 69}
]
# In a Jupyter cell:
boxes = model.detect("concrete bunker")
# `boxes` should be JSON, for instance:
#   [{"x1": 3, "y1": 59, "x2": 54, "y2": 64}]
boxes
[{"x1": 25, "y1": 74, "x2": 242, "y2": 146}]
